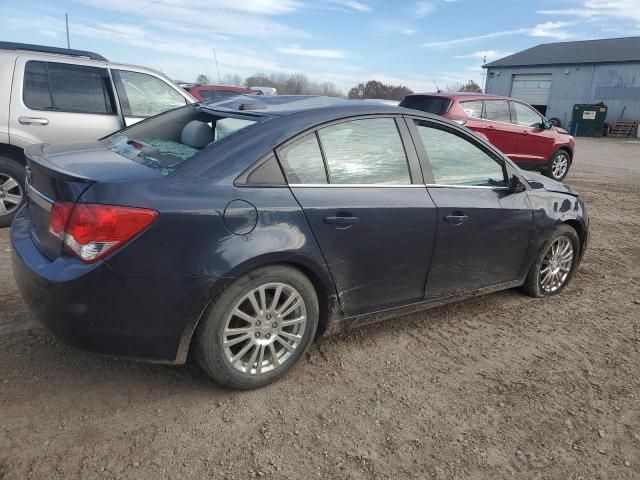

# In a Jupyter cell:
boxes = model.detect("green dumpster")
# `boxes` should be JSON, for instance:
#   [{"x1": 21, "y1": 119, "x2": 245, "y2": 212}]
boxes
[{"x1": 571, "y1": 104, "x2": 607, "y2": 137}]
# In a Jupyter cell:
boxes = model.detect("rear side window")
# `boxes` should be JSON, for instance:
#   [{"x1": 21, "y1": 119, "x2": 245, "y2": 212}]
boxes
[
  {"x1": 415, "y1": 122, "x2": 505, "y2": 187},
  {"x1": 101, "y1": 105, "x2": 256, "y2": 176},
  {"x1": 279, "y1": 134, "x2": 327, "y2": 184},
  {"x1": 459, "y1": 100, "x2": 483, "y2": 118},
  {"x1": 483, "y1": 100, "x2": 511, "y2": 123},
  {"x1": 318, "y1": 118, "x2": 411, "y2": 185},
  {"x1": 23, "y1": 61, "x2": 116, "y2": 114},
  {"x1": 399, "y1": 96, "x2": 451, "y2": 115}
]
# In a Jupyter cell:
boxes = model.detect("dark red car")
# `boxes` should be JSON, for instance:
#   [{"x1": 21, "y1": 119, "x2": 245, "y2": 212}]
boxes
[
  {"x1": 400, "y1": 93, "x2": 575, "y2": 181},
  {"x1": 182, "y1": 85, "x2": 257, "y2": 102}
]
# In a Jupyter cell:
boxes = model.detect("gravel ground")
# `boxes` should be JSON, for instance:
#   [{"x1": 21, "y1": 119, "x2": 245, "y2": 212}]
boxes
[{"x1": 1, "y1": 138, "x2": 639, "y2": 479}]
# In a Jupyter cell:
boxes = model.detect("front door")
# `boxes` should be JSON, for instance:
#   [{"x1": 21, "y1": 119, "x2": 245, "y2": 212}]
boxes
[
  {"x1": 277, "y1": 117, "x2": 437, "y2": 317},
  {"x1": 409, "y1": 119, "x2": 533, "y2": 298},
  {"x1": 511, "y1": 101, "x2": 556, "y2": 165},
  {"x1": 9, "y1": 56, "x2": 122, "y2": 148}
]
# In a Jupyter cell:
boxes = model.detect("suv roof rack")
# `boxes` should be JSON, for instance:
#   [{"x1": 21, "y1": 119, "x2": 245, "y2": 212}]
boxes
[{"x1": 0, "y1": 41, "x2": 108, "y2": 61}]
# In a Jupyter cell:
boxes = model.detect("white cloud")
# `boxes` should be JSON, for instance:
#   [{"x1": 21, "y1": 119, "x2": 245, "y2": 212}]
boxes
[
  {"x1": 327, "y1": 0, "x2": 371, "y2": 13},
  {"x1": 422, "y1": 21, "x2": 575, "y2": 48},
  {"x1": 539, "y1": 0, "x2": 640, "y2": 24},
  {"x1": 374, "y1": 20, "x2": 417, "y2": 36},
  {"x1": 454, "y1": 50, "x2": 513, "y2": 62},
  {"x1": 277, "y1": 46, "x2": 349, "y2": 59},
  {"x1": 529, "y1": 21, "x2": 574, "y2": 40},
  {"x1": 77, "y1": 0, "x2": 310, "y2": 38},
  {"x1": 415, "y1": 1, "x2": 436, "y2": 17}
]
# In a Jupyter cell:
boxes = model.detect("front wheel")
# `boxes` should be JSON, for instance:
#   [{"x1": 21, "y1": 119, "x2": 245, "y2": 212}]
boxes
[
  {"x1": 0, "y1": 156, "x2": 26, "y2": 227},
  {"x1": 195, "y1": 265, "x2": 318, "y2": 390},
  {"x1": 520, "y1": 225, "x2": 580, "y2": 298},
  {"x1": 545, "y1": 151, "x2": 571, "y2": 181}
]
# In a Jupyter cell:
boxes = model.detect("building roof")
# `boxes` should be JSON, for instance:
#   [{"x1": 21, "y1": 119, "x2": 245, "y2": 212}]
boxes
[{"x1": 484, "y1": 36, "x2": 640, "y2": 68}]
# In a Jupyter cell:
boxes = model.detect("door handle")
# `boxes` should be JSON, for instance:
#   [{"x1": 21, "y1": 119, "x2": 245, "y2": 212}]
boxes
[
  {"x1": 19, "y1": 116, "x2": 49, "y2": 125},
  {"x1": 487, "y1": 125, "x2": 495, "y2": 130},
  {"x1": 324, "y1": 215, "x2": 360, "y2": 225},
  {"x1": 444, "y1": 214, "x2": 469, "y2": 225},
  {"x1": 521, "y1": 130, "x2": 529, "y2": 135}
]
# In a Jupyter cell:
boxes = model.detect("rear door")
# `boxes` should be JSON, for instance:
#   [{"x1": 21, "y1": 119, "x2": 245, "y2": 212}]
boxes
[
  {"x1": 477, "y1": 99, "x2": 520, "y2": 160},
  {"x1": 110, "y1": 68, "x2": 189, "y2": 126},
  {"x1": 511, "y1": 101, "x2": 556, "y2": 165},
  {"x1": 408, "y1": 118, "x2": 532, "y2": 298},
  {"x1": 9, "y1": 56, "x2": 122, "y2": 148},
  {"x1": 277, "y1": 116, "x2": 437, "y2": 316}
]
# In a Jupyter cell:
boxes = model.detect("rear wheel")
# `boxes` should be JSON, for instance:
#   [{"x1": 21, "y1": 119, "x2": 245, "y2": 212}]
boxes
[
  {"x1": 0, "y1": 156, "x2": 26, "y2": 227},
  {"x1": 520, "y1": 225, "x2": 580, "y2": 298},
  {"x1": 545, "y1": 150, "x2": 571, "y2": 181},
  {"x1": 195, "y1": 265, "x2": 318, "y2": 390}
]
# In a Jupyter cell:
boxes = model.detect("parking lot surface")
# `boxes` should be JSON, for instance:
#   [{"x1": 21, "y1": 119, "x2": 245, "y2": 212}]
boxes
[{"x1": 1, "y1": 138, "x2": 639, "y2": 479}]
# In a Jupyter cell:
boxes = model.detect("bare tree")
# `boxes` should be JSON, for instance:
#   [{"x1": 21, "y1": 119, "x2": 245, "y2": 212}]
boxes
[
  {"x1": 348, "y1": 80, "x2": 413, "y2": 100},
  {"x1": 244, "y1": 72, "x2": 344, "y2": 97},
  {"x1": 196, "y1": 74, "x2": 210, "y2": 85}
]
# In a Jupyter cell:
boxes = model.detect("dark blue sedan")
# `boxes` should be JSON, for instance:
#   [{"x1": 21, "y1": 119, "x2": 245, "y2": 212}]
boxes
[{"x1": 11, "y1": 96, "x2": 588, "y2": 389}]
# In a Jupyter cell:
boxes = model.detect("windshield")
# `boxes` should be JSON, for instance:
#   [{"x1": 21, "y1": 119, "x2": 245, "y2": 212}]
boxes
[
  {"x1": 399, "y1": 96, "x2": 452, "y2": 115},
  {"x1": 101, "y1": 105, "x2": 257, "y2": 175}
]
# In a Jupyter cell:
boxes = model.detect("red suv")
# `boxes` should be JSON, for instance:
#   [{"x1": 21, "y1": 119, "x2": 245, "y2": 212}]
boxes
[
  {"x1": 182, "y1": 85, "x2": 257, "y2": 102},
  {"x1": 400, "y1": 93, "x2": 575, "y2": 181}
]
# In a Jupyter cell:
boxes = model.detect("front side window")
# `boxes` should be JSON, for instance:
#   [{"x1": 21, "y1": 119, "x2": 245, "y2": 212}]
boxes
[
  {"x1": 415, "y1": 122, "x2": 505, "y2": 187},
  {"x1": 513, "y1": 102, "x2": 543, "y2": 128},
  {"x1": 318, "y1": 118, "x2": 411, "y2": 184},
  {"x1": 101, "y1": 105, "x2": 256, "y2": 176},
  {"x1": 114, "y1": 70, "x2": 187, "y2": 117},
  {"x1": 278, "y1": 133, "x2": 327, "y2": 184},
  {"x1": 483, "y1": 100, "x2": 511, "y2": 123},
  {"x1": 23, "y1": 61, "x2": 116, "y2": 114}
]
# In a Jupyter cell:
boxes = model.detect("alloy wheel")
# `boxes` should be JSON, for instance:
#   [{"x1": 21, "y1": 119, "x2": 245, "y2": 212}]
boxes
[
  {"x1": 540, "y1": 236, "x2": 574, "y2": 293},
  {"x1": 0, "y1": 173, "x2": 23, "y2": 215},
  {"x1": 223, "y1": 282, "x2": 307, "y2": 375},
  {"x1": 551, "y1": 154, "x2": 569, "y2": 180}
]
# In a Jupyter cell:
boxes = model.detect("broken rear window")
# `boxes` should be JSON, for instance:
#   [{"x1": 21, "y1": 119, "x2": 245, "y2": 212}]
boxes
[{"x1": 101, "y1": 105, "x2": 257, "y2": 175}]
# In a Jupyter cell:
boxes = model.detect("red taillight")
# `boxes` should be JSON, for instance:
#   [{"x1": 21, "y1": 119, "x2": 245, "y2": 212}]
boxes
[{"x1": 49, "y1": 202, "x2": 158, "y2": 263}]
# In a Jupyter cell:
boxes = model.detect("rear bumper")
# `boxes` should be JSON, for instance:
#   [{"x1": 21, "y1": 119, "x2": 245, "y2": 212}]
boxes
[{"x1": 11, "y1": 208, "x2": 216, "y2": 364}]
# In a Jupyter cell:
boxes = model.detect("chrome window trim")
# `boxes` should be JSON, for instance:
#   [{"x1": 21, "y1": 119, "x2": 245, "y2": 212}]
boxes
[
  {"x1": 425, "y1": 184, "x2": 509, "y2": 190},
  {"x1": 26, "y1": 183, "x2": 53, "y2": 212},
  {"x1": 289, "y1": 184, "x2": 424, "y2": 188},
  {"x1": 288, "y1": 183, "x2": 507, "y2": 190}
]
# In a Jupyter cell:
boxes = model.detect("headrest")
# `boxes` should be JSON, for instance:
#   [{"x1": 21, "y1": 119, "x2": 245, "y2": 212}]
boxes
[{"x1": 181, "y1": 120, "x2": 213, "y2": 149}]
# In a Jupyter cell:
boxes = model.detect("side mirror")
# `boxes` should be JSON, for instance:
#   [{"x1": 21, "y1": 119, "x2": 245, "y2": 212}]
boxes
[
  {"x1": 508, "y1": 175, "x2": 526, "y2": 193},
  {"x1": 543, "y1": 120, "x2": 553, "y2": 130}
]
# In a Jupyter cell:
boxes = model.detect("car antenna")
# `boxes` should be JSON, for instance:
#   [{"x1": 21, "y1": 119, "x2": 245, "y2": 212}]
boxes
[{"x1": 432, "y1": 80, "x2": 441, "y2": 93}]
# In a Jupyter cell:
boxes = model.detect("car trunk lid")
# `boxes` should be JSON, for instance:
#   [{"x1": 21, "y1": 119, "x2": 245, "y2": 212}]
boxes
[{"x1": 24, "y1": 141, "x2": 162, "y2": 260}]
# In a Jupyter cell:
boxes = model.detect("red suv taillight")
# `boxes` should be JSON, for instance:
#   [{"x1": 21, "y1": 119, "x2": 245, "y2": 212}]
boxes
[{"x1": 49, "y1": 202, "x2": 159, "y2": 263}]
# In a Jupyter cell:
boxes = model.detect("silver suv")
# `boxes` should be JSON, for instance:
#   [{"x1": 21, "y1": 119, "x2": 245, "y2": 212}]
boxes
[{"x1": 0, "y1": 42, "x2": 195, "y2": 226}]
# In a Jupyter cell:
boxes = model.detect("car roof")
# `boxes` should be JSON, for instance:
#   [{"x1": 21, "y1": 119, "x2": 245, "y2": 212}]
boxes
[
  {"x1": 202, "y1": 95, "x2": 410, "y2": 117},
  {"x1": 189, "y1": 85, "x2": 253, "y2": 91},
  {"x1": 407, "y1": 92, "x2": 511, "y2": 101}
]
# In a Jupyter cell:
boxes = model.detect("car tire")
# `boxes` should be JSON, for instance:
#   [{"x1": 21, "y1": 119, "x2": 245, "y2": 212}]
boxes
[
  {"x1": 520, "y1": 224, "x2": 580, "y2": 298},
  {"x1": 545, "y1": 150, "x2": 571, "y2": 181},
  {"x1": 0, "y1": 156, "x2": 26, "y2": 228},
  {"x1": 195, "y1": 265, "x2": 318, "y2": 390}
]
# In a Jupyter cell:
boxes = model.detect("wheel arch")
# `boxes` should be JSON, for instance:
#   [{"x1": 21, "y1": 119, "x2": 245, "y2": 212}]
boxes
[
  {"x1": 176, "y1": 254, "x2": 340, "y2": 364},
  {"x1": 0, "y1": 144, "x2": 26, "y2": 165},
  {"x1": 563, "y1": 219, "x2": 585, "y2": 254}
]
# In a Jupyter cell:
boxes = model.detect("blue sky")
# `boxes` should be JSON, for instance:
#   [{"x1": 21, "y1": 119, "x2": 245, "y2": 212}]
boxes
[{"x1": 1, "y1": 0, "x2": 639, "y2": 93}]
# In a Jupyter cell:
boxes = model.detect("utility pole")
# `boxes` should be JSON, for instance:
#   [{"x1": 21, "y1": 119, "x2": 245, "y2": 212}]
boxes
[
  {"x1": 212, "y1": 46, "x2": 221, "y2": 84},
  {"x1": 65, "y1": 13, "x2": 70, "y2": 49},
  {"x1": 481, "y1": 54, "x2": 487, "y2": 93}
]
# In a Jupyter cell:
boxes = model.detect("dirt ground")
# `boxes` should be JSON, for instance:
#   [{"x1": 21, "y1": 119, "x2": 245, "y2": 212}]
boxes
[{"x1": 1, "y1": 138, "x2": 639, "y2": 480}]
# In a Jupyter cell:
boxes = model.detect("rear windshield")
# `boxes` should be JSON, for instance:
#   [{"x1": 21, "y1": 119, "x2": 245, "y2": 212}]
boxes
[
  {"x1": 399, "y1": 96, "x2": 451, "y2": 115},
  {"x1": 101, "y1": 105, "x2": 257, "y2": 175}
]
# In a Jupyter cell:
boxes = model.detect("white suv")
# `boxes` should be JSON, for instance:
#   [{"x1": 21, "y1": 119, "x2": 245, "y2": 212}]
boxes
[{"x1": 0, "y1": 42, "x2": 195, "y2": 226}]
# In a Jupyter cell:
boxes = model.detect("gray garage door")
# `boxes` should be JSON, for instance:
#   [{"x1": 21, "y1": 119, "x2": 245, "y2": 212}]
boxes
[{"x1": 511, "y1": 74, "x2": 552, "y2": 105}]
